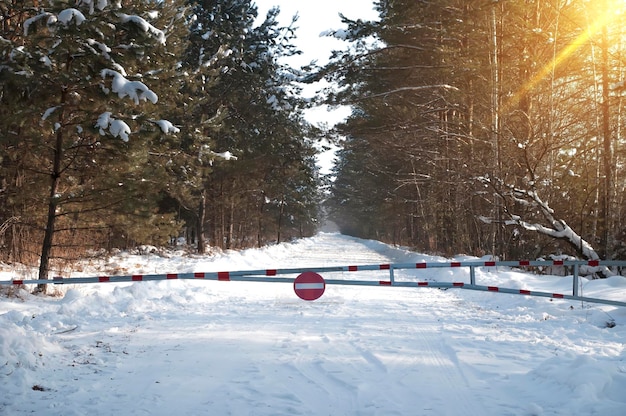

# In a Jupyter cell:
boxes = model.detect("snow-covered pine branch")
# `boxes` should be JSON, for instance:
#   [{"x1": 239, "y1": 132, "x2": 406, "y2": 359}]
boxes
[
  {"x1": 23, "y1": 12, "x2": 55, "y2": 36},
  {"x1": 96, "y1": 112, "x2": 131, "y2": 142},
  {"x1": 86, "y1": 38, "x2": 112, "y2": 60},
  {"x1": 117, "y1": 13, "x2": 166, "y2": 45},
  {"x1": 41, "y1": 106, "x2": 60, "y2": 122},
  {"x1": 198, "y1": 44, "x2": 233, "y2": 69},
  {"x1": 23, "y1": 8, "x2": 86, "y2": 36},
  {"x1": 154, "y1": 120, "x2": 180, "y2": 134},
  {"x1": 100, "y1": 69, "x2": 158, "y2": 104},
  {"x1": 196, "y1": 145, "x2": 238, "y2": 165},
  {"x1": 212, "y1": 151, "x2": 237, "y2": 161},
  {"x1": 57, "y1": 8, "x2": 87, "y2": 27},
  {"x1": 77, "y1": 0, "x2": 111, "y2": 15}
]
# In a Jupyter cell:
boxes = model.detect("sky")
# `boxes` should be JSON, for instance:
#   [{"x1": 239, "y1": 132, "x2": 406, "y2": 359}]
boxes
[{"x1": 2, "y1": 232, "x2": 626, "y2": 414}]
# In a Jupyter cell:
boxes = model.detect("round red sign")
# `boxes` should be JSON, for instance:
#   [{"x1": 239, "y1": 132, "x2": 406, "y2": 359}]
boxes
[{"x1": 293, "y1": 272, "x2": 326, "y2": 301}]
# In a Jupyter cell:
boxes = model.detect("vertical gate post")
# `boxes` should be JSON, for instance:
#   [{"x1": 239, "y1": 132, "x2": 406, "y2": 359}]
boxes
[
  {"x1": 470, "y1": 265, "x2": 476, "y2": 286},
  {"x1": 572, "y1": 263, "x2": 579, "y2": 297},
  {"x1": 389, "y1": 265, "x2": 395, "y2": 284}
]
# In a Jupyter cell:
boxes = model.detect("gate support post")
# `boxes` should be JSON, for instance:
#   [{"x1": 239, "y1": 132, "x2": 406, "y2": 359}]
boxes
[
  {"x1": 573, "y1": 263, "x2": 579, "y2": 297},
  {"x1": 470, "y1": 265, "x2": 476, "y2": 286}
]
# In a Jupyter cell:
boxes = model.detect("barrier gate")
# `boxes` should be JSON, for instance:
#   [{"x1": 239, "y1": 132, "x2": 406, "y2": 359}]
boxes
[{"x1": 1, "y1": 259, "x2": 626, "y2": 307}]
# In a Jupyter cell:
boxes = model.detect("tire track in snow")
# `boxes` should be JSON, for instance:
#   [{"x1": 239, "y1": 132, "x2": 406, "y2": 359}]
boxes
[
  {"x1": 407, "y1": 322, "x2": 484, "y2": 415},
  {"x1": 267, "y1": 233, "x2": 397, "y2": 267},
  {"x1": 262, "y1": 234, "x2": 489, "y2": 415}
]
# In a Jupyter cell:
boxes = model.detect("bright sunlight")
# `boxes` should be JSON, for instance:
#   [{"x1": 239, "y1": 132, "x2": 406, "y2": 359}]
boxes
[{"x1": 506, "y1": 0, "x2": 626, "y2": 112}]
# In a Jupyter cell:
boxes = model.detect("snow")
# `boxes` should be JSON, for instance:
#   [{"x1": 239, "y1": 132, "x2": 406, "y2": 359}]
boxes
[
  {"x1": 41, "y1": 107, "x2": 59, "y2": 121},
  {"x1": 23, "y1": 13, "x2": 53, "y2": 37},
  {"x1": 96, "y1": 111, "x2": 130, "y2": 142},
  {"x1": 39, "y1": 55, "x2": 52, "y2": 68},
  {"x1": 58, "y1": 8, "x2": 86, "y2": 27},
  {"x1": 212, "y1": 150, "x2": 237, "y2": 161},
  {"x1": 1, "y1": 233, "x2": 626, "y2": 415},
  {"x1": 200, "y1": 45, "x2": 233, "y2": 68},
  {"x1": 108, "y1": 119, "x2": 131, "y2": 142},
  {"x1": 320, "y1": 28, "x2": 352, "y2": 40},
  {"x1": 78, "y1": 0, "x2": 109, "y2": 15},
  {"x1": 101, "y1": 69, "x2": 158, "y2": 104},
  {"x1": 86, "y1": 38, "x2": 112, "y2": 59},
  {"x1": 117, "y1": 13, "x2": 166, "y2": 45},
  {"x1": 155, "y1": 120, "x2": 180, "y2": 134},
  {"x1": 23, "y1": 8, "x2": 85, "y2": 36}
]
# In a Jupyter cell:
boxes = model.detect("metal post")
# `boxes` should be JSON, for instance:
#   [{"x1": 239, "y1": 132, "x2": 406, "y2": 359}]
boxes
[
  {"x1": 389, "y1": 265, "x2": 395, "y2": 285},
  {"x1": 573, "y1": 263, "x2": 579, "y2": 297},
  {"x1": 470, "y1": 265, "x2": 476, "y2": 286}
]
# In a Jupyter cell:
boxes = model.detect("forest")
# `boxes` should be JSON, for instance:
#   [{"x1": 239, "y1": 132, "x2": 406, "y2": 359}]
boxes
[
  {"x1": 1, "y1": 0, "x2": 626, "y2": 288},
  {"x1": 322, "y1": 0, "x2": 626, "y2": 264},
  {"x1": 0, "y1": 0, "x2": 323, "y2": 287}
]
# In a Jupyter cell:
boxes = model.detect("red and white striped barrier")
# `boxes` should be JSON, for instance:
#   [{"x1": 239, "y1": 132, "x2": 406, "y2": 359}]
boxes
[{"x1": 1, "y1": 259, "x2": 624, "y2": 307}]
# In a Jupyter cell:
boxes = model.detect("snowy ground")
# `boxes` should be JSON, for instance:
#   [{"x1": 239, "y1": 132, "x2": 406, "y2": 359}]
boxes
[{"x1": 1, "y1": 233, "x2": 626, "y2": 415}]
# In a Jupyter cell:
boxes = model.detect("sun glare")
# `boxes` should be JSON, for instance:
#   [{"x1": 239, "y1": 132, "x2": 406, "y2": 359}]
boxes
[{"x1": 505, "y1": 2, "x2": 623, "y2": 113}]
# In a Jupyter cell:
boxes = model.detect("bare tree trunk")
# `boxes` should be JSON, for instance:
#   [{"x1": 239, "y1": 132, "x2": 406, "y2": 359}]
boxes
[
  {"x1": 615, "y1": 22, "x2": 625, "y2": 244},
  {"x1": 599, "y1": 22, "x2": 613, "y2": 257},
  {"x1": 37, "y1": 96, "x2": 66, "y2": 294},
  {"x1": 257, "y1": 195, "x2": 265, "y2": 248},
  {"x1": 489, "y1": 3, "x2": 503, "y2": 257},
  {"x1": 196, "y1": 189, "x2": 206, "y2": 253},
  {"x1": 276, "y1": 196, "x2": 285, "y2": 244},
  {"x1": 227, "y1": 198, "x2": 234, "y2": 249}
]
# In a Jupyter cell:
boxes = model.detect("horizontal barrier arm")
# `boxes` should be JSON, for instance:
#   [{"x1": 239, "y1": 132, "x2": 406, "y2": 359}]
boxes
[
  {"x1": 3, "y1": 274, "x2": 625, "y2": 308},
  {"x1": 2, "y1": 259, "x2": 625, "y2": 308},
  {"x1": 3, "y1": 258, "x2": 624, "y2": 286},
  {"x1": 461, "y1": 284, "x2": 626, "y2": 308}
]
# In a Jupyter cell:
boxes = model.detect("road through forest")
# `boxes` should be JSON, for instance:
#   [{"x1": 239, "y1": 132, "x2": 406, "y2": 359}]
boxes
[{"x1": 2, "y1": 233, "x2": 625, "y2": 415}]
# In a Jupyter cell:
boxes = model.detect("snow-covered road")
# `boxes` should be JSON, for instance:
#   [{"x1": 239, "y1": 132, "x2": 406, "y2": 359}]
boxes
[{"x1": 1, "y1": 233, "x2": 626, "y2": 415}]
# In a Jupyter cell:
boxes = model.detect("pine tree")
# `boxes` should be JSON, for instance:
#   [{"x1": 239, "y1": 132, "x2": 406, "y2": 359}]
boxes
[
  {"x1": 0, "y1": 0, "x2": 187, "y2": 291},
  {"x1": 321, "y1": 0, "x2": 478, "y2": 253},
  {"x1": 169, "y1": 1, "x2": 319, "y2": 250},
  {"x1": 321, "y1": 0, "x2": 626, "y2": 261}
]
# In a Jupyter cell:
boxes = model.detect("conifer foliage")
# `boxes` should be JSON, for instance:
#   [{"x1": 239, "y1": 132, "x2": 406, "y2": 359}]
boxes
[
  {"x1": 169, "y1": 0, "x2": 319, "y2": 251},
  {"x1": 0, "y1": 0, "x2": 320, "y2": 286}
]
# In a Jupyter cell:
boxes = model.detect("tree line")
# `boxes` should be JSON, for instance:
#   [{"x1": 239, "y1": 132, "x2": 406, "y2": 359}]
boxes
[
  {"x1": 321, "y1": 0, "x2": 626, "y2": 264},
  {"x1": 0, "y1": 0, "x2": 322, "y2": 289},
  {"x1": 4, "y1": 0, "x2": 626, "y2": 289}
]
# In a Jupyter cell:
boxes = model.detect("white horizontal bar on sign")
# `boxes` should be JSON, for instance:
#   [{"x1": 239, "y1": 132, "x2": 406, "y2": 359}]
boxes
[{"x1": 295, "y1": 283, "x2": 325, "y2": 290}]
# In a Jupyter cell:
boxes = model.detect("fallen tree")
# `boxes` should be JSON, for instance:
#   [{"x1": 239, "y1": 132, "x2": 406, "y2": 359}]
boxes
[{"x1": 478, "y1": 176, "x2": 613, "y2": 278}]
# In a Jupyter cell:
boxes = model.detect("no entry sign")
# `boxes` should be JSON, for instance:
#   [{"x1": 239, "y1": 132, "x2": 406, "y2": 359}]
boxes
[{"x1": 293, "y1": 272, "x2": 326, "y2": 301}]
